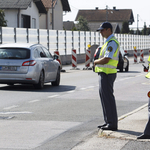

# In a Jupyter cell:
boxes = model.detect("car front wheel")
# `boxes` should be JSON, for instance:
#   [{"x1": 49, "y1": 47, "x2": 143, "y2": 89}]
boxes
[{"x1": 125, "y1": 65, "x2": 129, "y2": 72}]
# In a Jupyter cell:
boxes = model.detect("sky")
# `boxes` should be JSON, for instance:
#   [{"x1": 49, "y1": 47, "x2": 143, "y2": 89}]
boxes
[{"x1": 63, "y1": 0, "x2": 150, "y2": 29}]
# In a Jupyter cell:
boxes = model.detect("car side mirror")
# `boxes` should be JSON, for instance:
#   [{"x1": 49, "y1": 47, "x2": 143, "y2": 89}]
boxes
[
  {"x1": 40, "y1": 52, "x2": 45, "y2": 57},
  {"x1": 53, "y1": 55, "x2": 58, "y2": 60},
  {"x1": 124, "y1": 53, "x2": 129, "y2": 57}
]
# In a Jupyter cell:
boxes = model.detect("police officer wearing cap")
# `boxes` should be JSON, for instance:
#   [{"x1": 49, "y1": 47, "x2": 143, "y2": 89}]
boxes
[
  {"x1": 137, "y1": 97, "x2": 150, "y2": 139},
  {"x1": 137, "y1": 57, "x2": 150, "y2": 139},
  {"x1": 94, "y1": 22, "x2": 120, "y2": 131}
]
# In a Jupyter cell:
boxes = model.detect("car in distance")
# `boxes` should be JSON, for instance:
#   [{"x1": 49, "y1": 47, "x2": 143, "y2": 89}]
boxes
[
  {"x1": 117, "y1": 47, "x2": 129, "y2": 72},
  {"x1": 93, "y1": 46, "x2": 129, "y2": 72},
  {"x1": 0, "y1": 43, "x2": 60, "y2": 89}
]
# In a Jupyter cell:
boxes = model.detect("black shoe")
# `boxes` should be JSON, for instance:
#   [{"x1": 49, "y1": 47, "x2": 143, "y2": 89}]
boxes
[
  {"x1": 101, "y1": 124, "x2": 117, "y2": 131},
  {"x1": 97, "y1": 123, "x2": 107, "y2": 128},
  {"x1": 137, "y1": 134, "x2": 150, "y2": 139}
]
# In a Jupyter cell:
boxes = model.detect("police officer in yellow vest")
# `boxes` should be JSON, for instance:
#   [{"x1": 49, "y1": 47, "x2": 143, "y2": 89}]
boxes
[
  {"x1": 145, "y1": 55, "x2": 150, "y2": 78},
  {"x1": 94, "y1": 22, "x2": 119, "y2": 131},
  {"x1": 137, "y1": 56, "x2": 150, "y2": 139}
]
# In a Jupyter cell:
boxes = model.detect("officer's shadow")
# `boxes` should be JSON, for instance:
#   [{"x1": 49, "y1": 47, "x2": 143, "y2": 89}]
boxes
[{"x1": 117, "y1": 129, "x2": 141, "y2": 136}]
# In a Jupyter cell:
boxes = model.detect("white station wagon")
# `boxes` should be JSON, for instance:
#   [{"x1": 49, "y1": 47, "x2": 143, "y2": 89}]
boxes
[{"x1": 0, "y1": 43, "x2": 60, "y2": 89}]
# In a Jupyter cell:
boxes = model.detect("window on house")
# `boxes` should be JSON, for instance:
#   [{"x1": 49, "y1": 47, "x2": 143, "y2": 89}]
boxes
[
  {"x1": 32, "y1": 18, "x2": 36, "y2": 28},
  {"x1": 21, "y1": 15, "x2": 30, "y2": 28}
]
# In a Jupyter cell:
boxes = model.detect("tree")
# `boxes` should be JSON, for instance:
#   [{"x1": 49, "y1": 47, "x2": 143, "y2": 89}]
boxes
[
  {"x1": 71, "y1": 27, "x2": 77, "y2": 31},
  {"x1": 76, "y1": 16, "x2": 90, "y2": 31},
  {"x1": 146, "y1": 28, "x2": 150, "y2": 35},
  {"x1": 129, "y1": 29, "x2": 134, "y2": 34},
  {"x1": 121, "y1": 21, "x2": 129, "y2": 34},
  {"x1": 0, "y1": 9, "x2": 7, "y2": 26}
]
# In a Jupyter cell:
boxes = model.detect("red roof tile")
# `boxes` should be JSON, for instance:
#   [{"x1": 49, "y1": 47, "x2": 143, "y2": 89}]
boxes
[{"x1": 41, "y1": 0, "x2": 70, "y2": 11}]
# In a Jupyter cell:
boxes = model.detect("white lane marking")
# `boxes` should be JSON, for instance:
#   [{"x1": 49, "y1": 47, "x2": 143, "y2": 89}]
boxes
[
  {"x1": 116, "y1": 73, "x2": 145, "y2": 83},
  {"x1": 116, "y1": 77, "x2": 134, "y2": 82},
  {"x1": 3, "y1": 105, "x2": 19, "y2": 110},
  {"x1": 28, "y1": 100, "x2": 40, "y2": 103},
  {"x1": 80, "y1": 86, "x2": 96, "y2": 91},
  {"x1": 135, "y1": 74, "x2": 145, "y2": 77},
  {"x1": 116, "y1": 73, "x2": 145, "y2": 82},
  {"x1": 87, "y1": 86, "x2": 95, "y2": 88},
  {"x1": 66, "y1": 90, "x2": 76, "y2": 93},
  {"x1": 142, "y1": 82, "x2": 150, "y2": 85},
  {"x1": 0, "y1": 111, "x2": 32, "y2": 115},
  {"x1": 48, "y1": 95, "x2": 59, "y2": 98},
  {"x1": 80, "y1": 88, "x2": 87, "y2": 90}
]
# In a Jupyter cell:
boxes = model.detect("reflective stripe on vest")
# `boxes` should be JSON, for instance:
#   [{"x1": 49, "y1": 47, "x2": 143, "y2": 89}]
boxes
[{"x1": 95, "y1": 37, "x2": 119, "y2": 74}]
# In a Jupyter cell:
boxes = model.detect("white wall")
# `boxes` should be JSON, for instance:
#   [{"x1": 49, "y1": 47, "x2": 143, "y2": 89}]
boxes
[
  {"x1": 20, "y1": 2, "x2": 39, "y2": 28},
  {"x1": 39, "y1": 0, "x2": 63, "y2": 30},
  {"x1": 4, "y1": 9, "x2": 18, "y2": 27},
  {"x1": 3, "y1": 1, "x2": 39, "y2": 28},
  {"x1": 54, "y1": 0, "x2": 63, "y2": 30},
  {"x1": 39, "y1": 14, "x2": 47, "y2": 29}
]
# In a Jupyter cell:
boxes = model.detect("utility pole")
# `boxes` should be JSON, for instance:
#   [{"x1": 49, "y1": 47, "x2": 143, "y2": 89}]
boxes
[
  {"x1": 52, "y1": 0, "x2": 54, "y2": 29},
  {"x1": 106, "y1": 5, "x2": 108, "y2": 22},
  {"x1": 137, "y1": 14, "x2": 139, "y2": 35}
]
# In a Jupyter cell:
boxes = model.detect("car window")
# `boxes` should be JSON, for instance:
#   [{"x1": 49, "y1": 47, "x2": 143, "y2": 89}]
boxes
[
  {"x1": 0, "y1": 48, "x2": 30, "y2": 59},
  {"x1": 34, "y1": 49, "x2": 39, "y2": 58},
  {"x1": 42, "y1": 47, "x2": 53, "y2": 58},
  {"x1": 36, "y1": 47, "x2": 47, "y2": 58}
]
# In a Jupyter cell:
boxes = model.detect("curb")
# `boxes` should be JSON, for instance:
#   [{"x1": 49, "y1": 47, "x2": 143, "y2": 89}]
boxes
[{"x1": 118, "y1": 103, "x2": 148, "y2": 121}]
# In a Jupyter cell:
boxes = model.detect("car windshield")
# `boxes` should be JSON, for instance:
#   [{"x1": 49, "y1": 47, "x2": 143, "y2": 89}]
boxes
[
  {"x1": 119, "y1": 47, "x2": 125, "y2": 56},
  {"x1": 0, "y1": 48, "x2": 30, "y2": 59}
]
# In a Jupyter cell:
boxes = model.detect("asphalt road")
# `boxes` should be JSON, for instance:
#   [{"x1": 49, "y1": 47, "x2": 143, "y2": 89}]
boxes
[{"x1": 0, "y1": 56, "x2": 149, "y2": 150}]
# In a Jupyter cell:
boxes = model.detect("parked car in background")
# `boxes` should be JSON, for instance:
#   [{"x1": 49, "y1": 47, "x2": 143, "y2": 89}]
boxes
[
  {"x1": 117, "y1": 47, "x2": 129, "y2": 72},
  {"x1": 93, "y1": 46, "x2": 129, "y2": 72},
  {"x1": 0, "y1": 43, "x2": 60, "y2": 89}
]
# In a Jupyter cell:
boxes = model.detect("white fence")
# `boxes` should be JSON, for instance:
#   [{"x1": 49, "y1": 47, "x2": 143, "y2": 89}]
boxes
[{"x1": 0, "y1": 27, "x2": 150, "y2": 55}]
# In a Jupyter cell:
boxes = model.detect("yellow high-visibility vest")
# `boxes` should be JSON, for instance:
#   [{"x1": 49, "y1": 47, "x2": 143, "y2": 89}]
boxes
[
  {"x1": 95, "y1": 37, "x2": 120, "y2": 74},
  {"x1": 148, "y1": 56, "x2": 150, "y2": 64},
  {"x1": 146, "y1": 72, "x2": 150, "y2": 79},
  {"x1": 145, "y1": 56, "x2": 150, "y2": 78}
]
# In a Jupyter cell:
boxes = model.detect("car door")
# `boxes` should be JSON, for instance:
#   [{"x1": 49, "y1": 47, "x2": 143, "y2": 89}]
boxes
[
  {"x1": 36, "y1": 47, "x2": 50, "y2": 82},
  {"x1": 42, "y1": 46, "x2": 57, "y2": 81},
  {"x1": 120, "y1": 47, "x2": 127, "y2": 68}
]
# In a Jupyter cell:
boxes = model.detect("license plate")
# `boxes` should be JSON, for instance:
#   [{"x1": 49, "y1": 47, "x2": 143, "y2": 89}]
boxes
[{"x1": 0, "y1": 66, "x2": 17, "y2": 71}]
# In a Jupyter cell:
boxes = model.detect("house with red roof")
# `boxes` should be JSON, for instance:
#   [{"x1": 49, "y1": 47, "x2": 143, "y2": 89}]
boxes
[{"x1": 75, "y1": 7, "x2": 134, "y2": 32}]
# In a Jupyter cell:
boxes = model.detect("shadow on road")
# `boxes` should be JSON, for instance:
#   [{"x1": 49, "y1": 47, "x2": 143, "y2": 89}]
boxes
[
  {"x1": 0, "y1": 84, "x2": 76, "y2": 93},
  {"x1": 117, "y1": 71, "x2": 141, "y2": 73}
]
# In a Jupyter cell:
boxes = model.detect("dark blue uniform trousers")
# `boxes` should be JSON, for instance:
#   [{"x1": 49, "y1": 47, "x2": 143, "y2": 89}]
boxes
[
  {"x1": 99, "y1": 72, "x2": 118, "y2": 128},
  {"x1": 144, "y1": 98, "x2": 150, "y2": 135}
]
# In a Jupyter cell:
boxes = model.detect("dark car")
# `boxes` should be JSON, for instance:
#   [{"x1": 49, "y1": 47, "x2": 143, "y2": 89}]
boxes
[{"x1": 93, "y1": 46, "x2": 129, "y2": 72}]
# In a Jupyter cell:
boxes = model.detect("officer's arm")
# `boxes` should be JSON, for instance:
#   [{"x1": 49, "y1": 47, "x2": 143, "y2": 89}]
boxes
[{"x1": 94, "y1": 57, "x2": 110, "y2": 66}]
